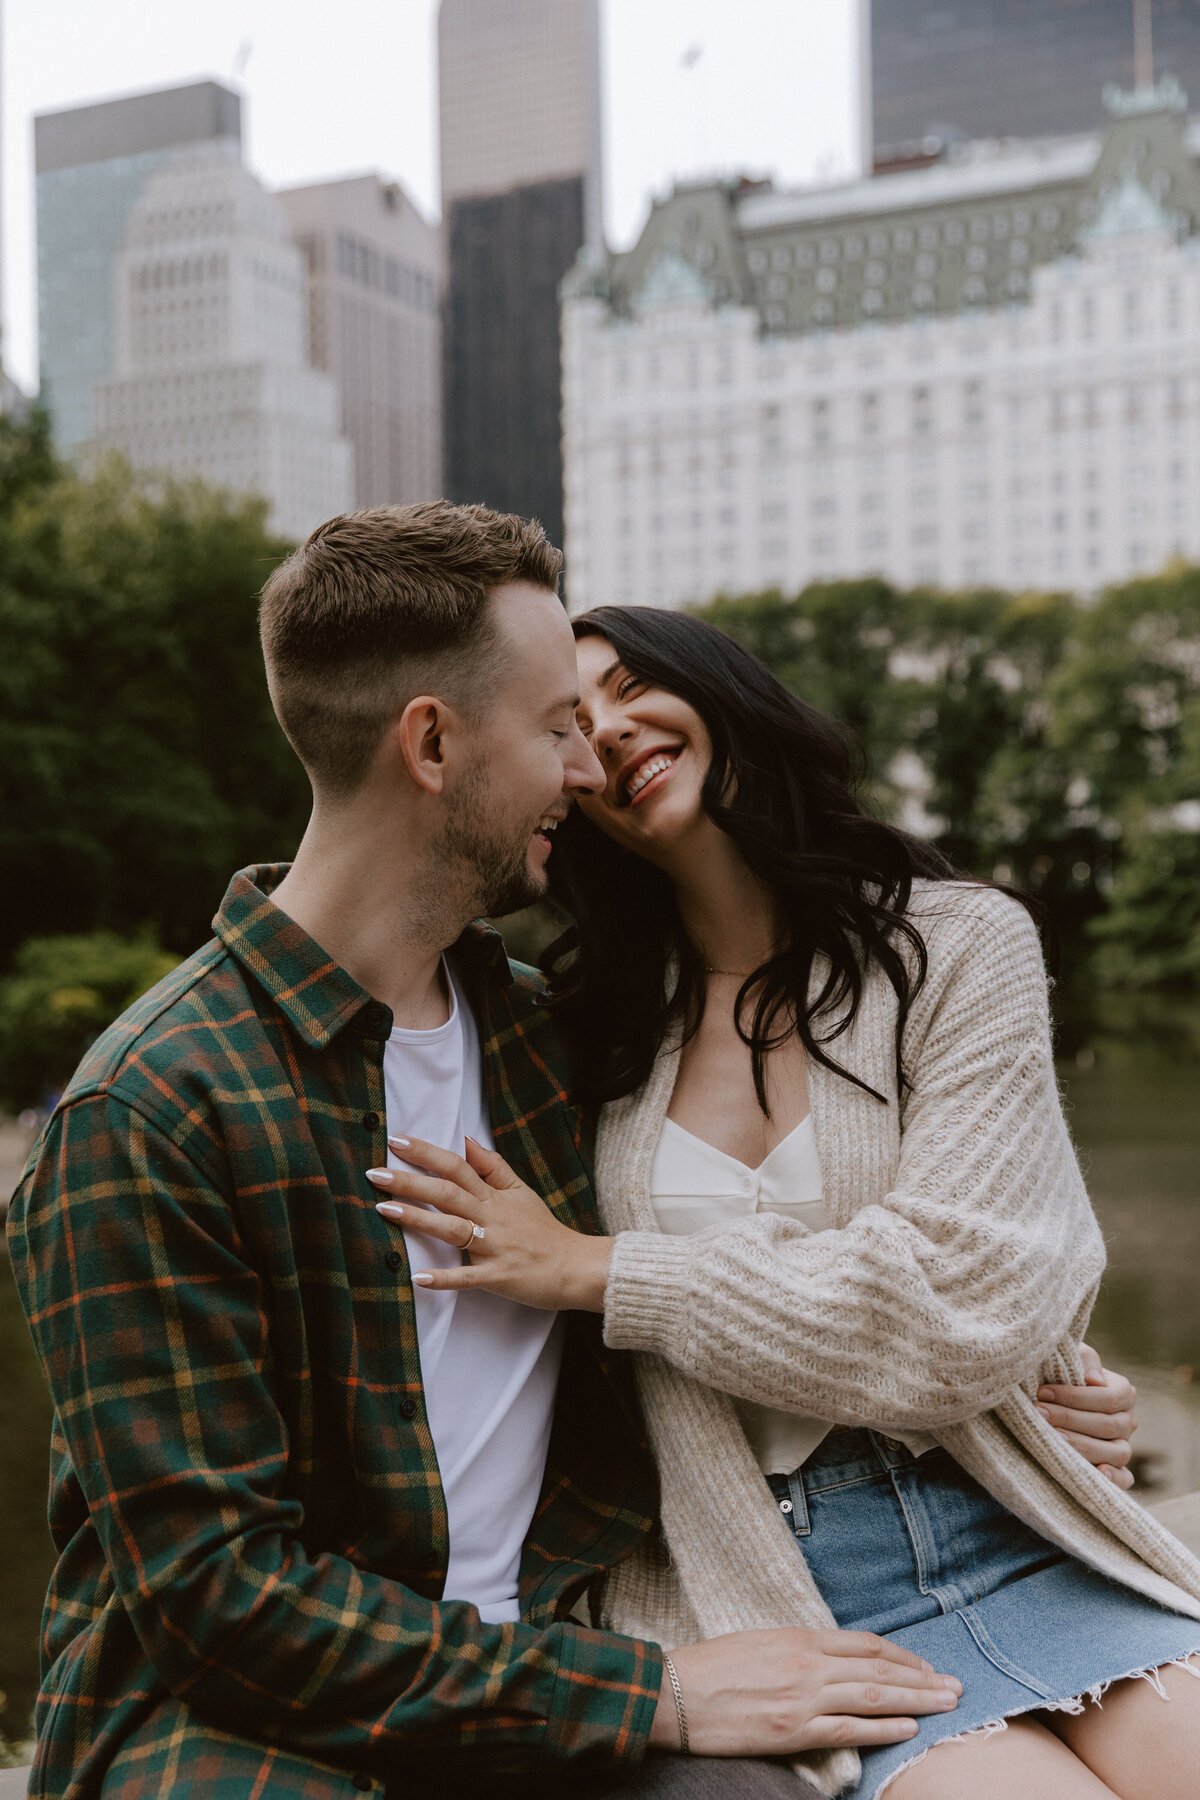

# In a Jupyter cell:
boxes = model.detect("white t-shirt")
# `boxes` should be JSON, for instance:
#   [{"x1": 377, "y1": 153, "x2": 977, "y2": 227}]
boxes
[{"x1": 383, "y1": 961, "x2": 564, "y2": 1624}]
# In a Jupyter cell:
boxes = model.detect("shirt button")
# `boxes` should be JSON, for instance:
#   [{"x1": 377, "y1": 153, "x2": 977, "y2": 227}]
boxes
[
  {"x1": 363, "y1": 1004, "x2": 388, "y2": 1032},
  {"x1": 741, "y1": 1177, "x2": 755, "y2": 1196},
  {"x1": 352, "y1": 1776, "x2": 373, "y2": 1792},
  {"x1": 384, "y1": 1250, "x2": 403, "y2": 1272},
  {"x1": 362, "y1": 1111, "x2": 380, "y2": 1131},
  {"x1": 398, "y1": 1397, "x2": 418, "y2": 1420},
  {"x1": 779, "y1": 1498, "x2": 794, "y2": 1514}
]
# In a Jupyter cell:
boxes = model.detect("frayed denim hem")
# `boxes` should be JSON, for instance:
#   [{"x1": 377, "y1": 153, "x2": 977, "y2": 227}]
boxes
[{"x1": 872, "y1": 1650, "x2": 1200, "y2": 1799}]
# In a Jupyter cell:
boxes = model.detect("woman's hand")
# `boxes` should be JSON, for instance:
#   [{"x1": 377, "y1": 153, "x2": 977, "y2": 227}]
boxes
[
  {"x1": 1036, "y1": 1344, "x2": 1139, "y2": 1489},
  {"x1": 366, "y1": 1135, "x2": 612, "y2": 1312}
]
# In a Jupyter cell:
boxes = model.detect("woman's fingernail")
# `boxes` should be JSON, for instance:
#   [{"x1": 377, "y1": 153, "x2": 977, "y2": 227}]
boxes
[
  {"x1": 1035, "y1": 1404, "x2": 1050, "y2": 1418},
  {"x1": 1037, "y1": 1386, "x2": 1054, "y2": 1400},
  {"x1": 388, "y1": 1135, "x2": 410, "y2": 1149},
  {"x1": 414, "y1": 1272, "x2": 434, "y2": 1286},
  {"x1": 365, "y1": 1169, "x2": 392, "y2": 1187},
  {"x1": 375, "y1": 1202, "x2": 404, "y2": 1219}
]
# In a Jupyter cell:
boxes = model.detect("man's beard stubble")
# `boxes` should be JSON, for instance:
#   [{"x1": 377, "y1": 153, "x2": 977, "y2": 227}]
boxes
[{"x1": 426, "y1": 757, "x2": 548, "y2": 928}]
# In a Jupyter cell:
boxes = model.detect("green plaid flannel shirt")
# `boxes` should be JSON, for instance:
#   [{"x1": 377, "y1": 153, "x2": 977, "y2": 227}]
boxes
[{"x1": 7, "y1": 866, "x2": 663, "y2": 1799}]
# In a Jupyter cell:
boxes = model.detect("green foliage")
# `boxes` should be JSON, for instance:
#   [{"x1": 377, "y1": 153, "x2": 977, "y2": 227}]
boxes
[
  {"x1": 0, "y1": 419, "x2": 310, "y2": 962},
  {"x1": 0, "y1": 931, "x2": 180, "y2": 1109},
  {"x1": 696, "y1": 566, "x2": 1200, "y2": 992}
]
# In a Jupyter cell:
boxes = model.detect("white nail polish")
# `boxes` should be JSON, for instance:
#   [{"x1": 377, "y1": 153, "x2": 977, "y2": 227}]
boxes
[
  {"x1": 389, "y1": 1135, "x2": 411, "y2": 1149},
  {"x1": 375, "y1": 1202, "x2": 403, "y2": 1218},
  {"x1": 365, "y1": 1169, "x2": 391, "y2": 1186},
  {"x1": 414, "y1": 1273, "x2": 434, "y2": 1286}
]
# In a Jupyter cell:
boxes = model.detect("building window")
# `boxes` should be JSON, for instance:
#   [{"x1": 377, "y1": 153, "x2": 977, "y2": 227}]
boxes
[
  {"x1": 812, "y1": 398, "x2": 831, "y2": 447},
  {"x1": 913, "y1": 387, "x2": 933, "y2": 434}
]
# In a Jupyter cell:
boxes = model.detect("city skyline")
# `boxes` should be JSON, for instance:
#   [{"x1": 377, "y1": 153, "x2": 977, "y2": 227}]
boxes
[{"x1": 3, "y1": 0, "x2": 860, "y2": 395}]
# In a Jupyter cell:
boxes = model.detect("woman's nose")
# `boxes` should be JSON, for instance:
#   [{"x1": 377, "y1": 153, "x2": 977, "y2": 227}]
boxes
[{"x1": 594, "y1": 718, "x2": 633, "y2": 757}]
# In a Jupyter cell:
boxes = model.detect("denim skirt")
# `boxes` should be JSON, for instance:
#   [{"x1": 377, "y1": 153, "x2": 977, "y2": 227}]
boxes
[{"x1": 767, "y1": 1428, "x2": 1200, "y2": 1799}]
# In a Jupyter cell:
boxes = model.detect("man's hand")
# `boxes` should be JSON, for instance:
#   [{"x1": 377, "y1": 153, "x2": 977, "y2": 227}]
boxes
[
  {"x1": 648, "y1": 1629, "x2": 962, "y2": 1756},
  {"x1": 366, "y1": 1135, "x2": 612, "y2": 1312},
  {"x1": 1036, "y1": 1344, "x2": 1139, "y2": 1489}
]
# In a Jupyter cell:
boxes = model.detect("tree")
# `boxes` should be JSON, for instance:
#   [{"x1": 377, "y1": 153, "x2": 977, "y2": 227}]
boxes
[
  {"x1": 694, "y1": 569, "x2": 1200, "y2": 991},
  {"x1": 0, "y1": 437, "x2": 310, "y2": 962}
]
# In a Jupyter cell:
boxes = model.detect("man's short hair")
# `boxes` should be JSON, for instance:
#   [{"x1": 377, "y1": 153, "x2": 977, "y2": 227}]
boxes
[{"x1": 259, "y1": 500, "x2": 562, "y2": 795}]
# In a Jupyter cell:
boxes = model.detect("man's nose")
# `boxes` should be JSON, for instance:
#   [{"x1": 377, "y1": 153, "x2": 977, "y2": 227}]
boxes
[{"x1": 565, "y1": 724, "x2": 606, "y2": 796}]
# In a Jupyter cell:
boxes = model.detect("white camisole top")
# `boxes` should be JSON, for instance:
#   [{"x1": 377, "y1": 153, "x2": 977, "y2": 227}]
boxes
[{"x1": 648, "y1": 1114, "x2": 936, "y2": 1475}]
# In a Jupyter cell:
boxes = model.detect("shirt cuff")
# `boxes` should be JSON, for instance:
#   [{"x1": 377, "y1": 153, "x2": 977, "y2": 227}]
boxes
[
  {"x1": 541, "y1": 1622, "x2": 664, "y2": 1768},
  {"x1": 602, "y1": 1230, "x2": 695, "y2": 1360}
]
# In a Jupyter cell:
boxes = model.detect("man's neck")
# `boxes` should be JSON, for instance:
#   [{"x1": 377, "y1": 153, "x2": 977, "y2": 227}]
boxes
[{"x1": 270, "y1": 802, "x2": 469, "y2": 1028}]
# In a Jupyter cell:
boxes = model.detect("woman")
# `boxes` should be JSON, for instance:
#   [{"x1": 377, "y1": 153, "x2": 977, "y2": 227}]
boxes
[{"x1": 368, "y1": 606, "x2": 1200, "y2": 1799}]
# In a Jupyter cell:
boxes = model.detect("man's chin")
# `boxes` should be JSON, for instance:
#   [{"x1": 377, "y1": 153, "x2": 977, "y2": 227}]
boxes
[{"x1": 480, "y1": 864, "x2": 548, "y2": 920}]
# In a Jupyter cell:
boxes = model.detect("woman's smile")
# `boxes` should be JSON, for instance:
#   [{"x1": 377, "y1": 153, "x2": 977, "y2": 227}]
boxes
[{"x1": 619, "y1": 746, "x2": 683, "y2": 808}]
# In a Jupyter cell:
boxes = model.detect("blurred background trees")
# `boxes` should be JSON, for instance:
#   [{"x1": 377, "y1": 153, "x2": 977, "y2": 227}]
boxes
[{"x1": 0, "y1": 403, "x2": 1197, "y2": 1107}]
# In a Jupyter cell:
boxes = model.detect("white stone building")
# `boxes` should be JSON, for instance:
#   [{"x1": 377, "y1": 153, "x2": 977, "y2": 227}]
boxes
[
  {"x1": 94, "y1": 144, "x2": 353, "y2": 542},
  {"x1": 278, "y1": 175, "x2": 441, "y2": 510},
  {"x1": 563, "y1": 87, "x2": 1200, "y2": 609}
]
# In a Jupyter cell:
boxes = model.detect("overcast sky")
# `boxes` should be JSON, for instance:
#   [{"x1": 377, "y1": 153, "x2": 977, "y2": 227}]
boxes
[{"x1": 2, "y1": 0, "x2": 862, "y2": 393}]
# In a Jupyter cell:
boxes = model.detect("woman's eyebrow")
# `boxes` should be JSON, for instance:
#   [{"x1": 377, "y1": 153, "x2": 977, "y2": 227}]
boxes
[{"x1": 598, "y1": 659, "x2": 623, "y2": 688}]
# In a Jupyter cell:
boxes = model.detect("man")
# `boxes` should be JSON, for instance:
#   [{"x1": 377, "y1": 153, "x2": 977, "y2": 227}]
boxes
[{"x1": 8, "y1": 503, "x2": 969, "y2": 1799}]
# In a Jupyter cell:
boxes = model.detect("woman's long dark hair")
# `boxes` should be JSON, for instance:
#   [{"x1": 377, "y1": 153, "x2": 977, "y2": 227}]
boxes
[{"x1": 546, "y1": 605, "x2": 1025, "y2": 1112}]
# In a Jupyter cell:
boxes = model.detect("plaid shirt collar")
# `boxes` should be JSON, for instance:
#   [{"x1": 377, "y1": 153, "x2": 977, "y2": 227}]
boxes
[{"x1": 214, "y1": 863, "x2": 515, "y2": 1051}]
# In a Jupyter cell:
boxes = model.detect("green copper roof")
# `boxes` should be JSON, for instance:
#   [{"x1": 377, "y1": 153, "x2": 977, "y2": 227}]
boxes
[{"x1": 589, "y1": 101, "x2": 1200, "y2": 335}]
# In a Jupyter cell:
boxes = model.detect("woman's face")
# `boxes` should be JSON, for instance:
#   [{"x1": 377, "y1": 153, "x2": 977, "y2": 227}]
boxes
[{"x1": 573, "y1": 633, "x2": 715, "y2": 865}]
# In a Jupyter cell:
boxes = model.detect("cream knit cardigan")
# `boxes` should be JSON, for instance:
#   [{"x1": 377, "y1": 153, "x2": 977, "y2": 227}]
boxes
[{"x1": 593, "y1": 883, "x2": 1200, "y2": 1797}]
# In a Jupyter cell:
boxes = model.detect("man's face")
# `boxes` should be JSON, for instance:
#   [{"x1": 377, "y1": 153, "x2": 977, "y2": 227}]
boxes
[{"x1": 436, "y1": 584, "x2": 603, "y2": 918}]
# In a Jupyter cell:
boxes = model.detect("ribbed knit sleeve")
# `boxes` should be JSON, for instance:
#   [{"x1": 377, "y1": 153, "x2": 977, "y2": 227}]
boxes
[{"x1": 602, "y1": 890, "x2": 1106, "y2": 1431}]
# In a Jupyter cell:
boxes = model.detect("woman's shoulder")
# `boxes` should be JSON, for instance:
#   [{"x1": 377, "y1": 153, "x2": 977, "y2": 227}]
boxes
[
  {"x1": 904, "y1": 876, "x2": 1037, "y2": 932},
  {"x1": 899, "y1": 878, "x2": 1046, "y2": 985}
]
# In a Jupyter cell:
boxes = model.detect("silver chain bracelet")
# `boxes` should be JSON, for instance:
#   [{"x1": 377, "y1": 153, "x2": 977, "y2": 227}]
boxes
[{"x1": 662, "y1": 1654, "x2": 689, "y2": 1755}]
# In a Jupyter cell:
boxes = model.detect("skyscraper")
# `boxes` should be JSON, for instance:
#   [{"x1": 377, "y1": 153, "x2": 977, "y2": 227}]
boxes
[
  {"x1": 92, "y1": 145, "x2": 353, "y2": 542},
  {"x1": 278, "y1": 175, "x2": 442, "y2": 508},
  {"x1": 438, "y1": 0, "x2": 602, "y2": 558},
  {"x1": 870, "y1": 0, "x2": 1200, "y2": 157},
  {"x1": 35, "y1": 80, "x2": 241, "y2": 454}
]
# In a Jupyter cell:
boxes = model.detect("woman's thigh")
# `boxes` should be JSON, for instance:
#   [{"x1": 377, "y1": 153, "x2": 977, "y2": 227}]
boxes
[
  {"x1": 886, "y1": 1715, "x2": 1116, "y2": 1800},
  {"x1": 1046, "y1": 1658, "x2": 1200, "y2": 1800}
]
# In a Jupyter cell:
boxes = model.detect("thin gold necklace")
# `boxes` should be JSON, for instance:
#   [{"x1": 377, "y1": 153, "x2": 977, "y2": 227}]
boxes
[{"x1": 703, "y1": 965, "x2": 760, "y2": 976}]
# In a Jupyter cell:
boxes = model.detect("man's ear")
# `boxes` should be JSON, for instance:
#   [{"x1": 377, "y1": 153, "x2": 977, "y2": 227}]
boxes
[{"x1": 394, "y1": 695, "x2": 464, "y2": 796}]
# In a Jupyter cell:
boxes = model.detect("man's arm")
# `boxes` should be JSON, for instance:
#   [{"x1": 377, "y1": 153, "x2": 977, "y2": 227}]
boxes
[{"x1": 9, "y1": 1093, "x2": 661, "y2": 1783}]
